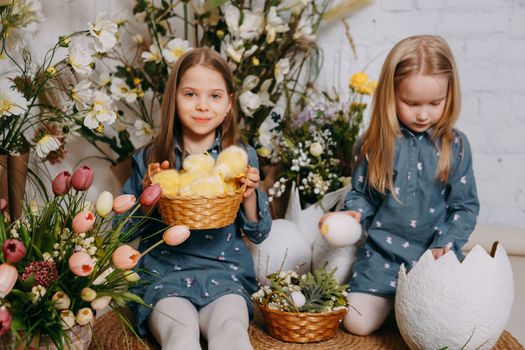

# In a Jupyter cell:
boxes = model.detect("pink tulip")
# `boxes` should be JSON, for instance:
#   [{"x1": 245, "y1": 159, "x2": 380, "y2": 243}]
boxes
[
  {"x1": 2, "y1": 239, "x2": 26, "y2": 263},
  {"x1": 112, "y1": 245, "x2": 140, "y2": 270},
  {"x1": 71, "y1": 211, "x2": 96, "y2": 234},
  {"x1": 51, "y1": 171, "x2": 71, "y2": 196},
  {"x1": 0, "y1": 263, "x2": 18, "y2": 298},
  {"x1": 0, "y1": 306, "x2": 12, "y2": 336},
  {"x1": 68, "y1": 252, "x2": 94, "y2": 276},
  {"x1": 163, "y1": 225, "x2": 190, "y2": 246},
  {"x1": 140, "y1": 184, "x2": 162, "y2": 207},
  {"x1": 0, "y1": 198, "x2": 7, "y2": 212},
  {"x1": 112, "y1": 194, "x2": 136, "y2": 214},
  {"x1": 71, "y1": 165, "x2": 94, "y2": 191}
]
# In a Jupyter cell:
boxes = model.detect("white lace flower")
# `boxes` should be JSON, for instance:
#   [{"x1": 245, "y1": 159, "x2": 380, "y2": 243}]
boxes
[
  {"x1": 274, "y1": 58, "x2": 290, "y2": 84},
  {"x1": 88, "y1": 13, "x2": 118, "y2": 53},
  {"x1": 84, "y1": 91, "x2": 116, "y2": 129},
  {"x1": 265, "y1": 7, "x2": 289, "y2": 43},
  {"x1": 162, "y1": 38, "x2": 191, "y2": 64},
  {"x1": 71, "y1": 79, "x2": 93, "y2": 110},
  {"x1": 239, "y1": 91, "x2": 261, "y2": 116},
  {"x1": 35, "y1": 135, "x2": 60, "y2": 158},
  {"x1": 110, "y1": 77, "x2": 137, "y2": 103},
  {"x1": 67, "y1": 43, "x2": 93, "y2": 76},
  {"x1": 239, "y1": 9, "x2": 264, "y2": 41},
  {"x1": 141, "y1": 44, "x2": 162, "y2": 63},
  {"x1": 0, "y1": 86, "x2": 28, "y2": 117}
]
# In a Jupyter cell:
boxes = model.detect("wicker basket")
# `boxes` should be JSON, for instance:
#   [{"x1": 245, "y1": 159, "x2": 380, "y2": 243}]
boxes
[
  {"x1": 149, "y1": 165, "x2": 245, "y2": 230},
  {"x1": 257, "y1": 303, "x2": 347, "y2": 343}
]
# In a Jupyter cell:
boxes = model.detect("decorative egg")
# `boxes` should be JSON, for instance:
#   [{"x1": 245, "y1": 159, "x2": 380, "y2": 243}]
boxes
[
  {"x1": 395, "y1": 244, "x2": 514, "y2": 350},
  {"x1": 290, "y1": 291, "x2": 306, "y2": 308},
  {"x1": 320, "y1": 213, "x2": 362, "y2": 248}
]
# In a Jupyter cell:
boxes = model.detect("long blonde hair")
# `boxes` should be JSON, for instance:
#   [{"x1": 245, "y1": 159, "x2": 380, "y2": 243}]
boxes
[
  {"x1": 149, "y1": 48, "x2": 239, "y2": 167},
  {"x1": 359, "y1": 35, "x2": 461, "y2": 195}
]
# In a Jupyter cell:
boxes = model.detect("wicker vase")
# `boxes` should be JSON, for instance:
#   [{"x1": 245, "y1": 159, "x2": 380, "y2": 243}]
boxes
[
  {"x1": 0, "y1": 324, "x2": 93, "y2": 350},
  {"x1": 257, "y1": 303, "x2": 347, "y2": 343}
]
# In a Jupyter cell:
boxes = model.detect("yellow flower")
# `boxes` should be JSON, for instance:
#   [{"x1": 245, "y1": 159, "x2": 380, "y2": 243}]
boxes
[
  {"x1": 252, "y1": 57, "x2": 260, "y2": 66},
  {"x1": 357, "y1": 80, "x2": 377, "y2": 95},
  {"x1": 349, "y1": 72, "x2": 368, "y2": 90},
  {"x1": 256, "y1": 147, "x2": 271, "y2": 158},
  {"x1": 95, "y1": 123, "x2": 105, "y2": 133},
  {"x1": 46, "y1": 66, "x2": 57, "y2": 77},
  {"x1": 216, "y1": 30, "x2": 225, "y2": 39},
  {"x1": 133, "y1": 77, "x2": 142, "y2": 86}
]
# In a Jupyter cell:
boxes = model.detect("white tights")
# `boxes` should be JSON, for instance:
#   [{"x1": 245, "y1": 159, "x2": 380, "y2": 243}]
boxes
[
  {"x1": 344, "y1": 292, "x2": 394, "y2": 336},
  {"x1": 148, "y1": 294, "x2": 253, "y2": 350}
]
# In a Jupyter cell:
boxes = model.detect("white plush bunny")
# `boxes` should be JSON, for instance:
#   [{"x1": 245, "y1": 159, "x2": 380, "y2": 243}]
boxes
[{"x1": 249, "y1": 183, "x2": 362, "y2": 284}]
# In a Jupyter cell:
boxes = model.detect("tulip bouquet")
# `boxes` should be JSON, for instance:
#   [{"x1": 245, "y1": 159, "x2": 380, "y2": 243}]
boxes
[
  {"x1": 252, "y1": 266, "x2": 348, "y2": 313},
  {"x1": 0, "y1": 165, "x2": 189, "y2": 349},
  {"x1": 258, "y1": 72, "x2": 376, "y2": 207}
]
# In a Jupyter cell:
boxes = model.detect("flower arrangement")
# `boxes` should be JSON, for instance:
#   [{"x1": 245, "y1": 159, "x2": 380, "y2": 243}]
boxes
[
  {"x1": 0, "y1": 165, "x2": 188, "y2": 348},
  {"x1": 252, "y1": 266, "x2": 348, "y2": 313},
  {"x1": 259, "y1": 72, "x2": 376, "y2": 206}
]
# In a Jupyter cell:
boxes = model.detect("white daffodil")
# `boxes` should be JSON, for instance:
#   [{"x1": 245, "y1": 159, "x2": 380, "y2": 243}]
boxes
[
  {"x1": 274, "y1": 58, "x2": 290, "y2": 84},
  {"x1": 71, "y1": 79, "x2": 93, "y2": 110},
  {"x1": 112, "y1": 12, "x2": 128, "y2": 26},
  {"x1": 75, "y1": 307, "x2": 94, "y2": 326},
  {"x1": 88, "y1": 13, "x2": 118, "y2": 53},
  {"x1": 60, "y1": 310, "x2": 76, "y2": 329},
  {"x1": 239, "y1": 9, "x2": 264, "y2": 41},
  {"x1": 98, "y1": 72, "x2": 112, "y2": 87},
  {"x1": 259, "y1": 79, "x2": 275, "y2": 107},
  {"x1": 35, "y1": 135, "x2": 60, "y2": 159},
  {"x1": 67, "y1": 43, "x2": 93, "y2": 76},
  {"x1": 84, "y1": 91, "x2": 116, "y2": 129},
  {"x1": 239, "y1": 91, "x2": 261, "y2": 116},
  {"x1": 0, "y1": 86, "x2": 28, "y2": 117},
  {"x1": 52, "y1": 291, "x2": 71, "y2": 310},
  {"x1": 141, "y1": 44, "x2": 162, "y2": 63},
  {"x1": 110, "y1": 77, "x2": 137, "y2": 103},
  {"x1": 222, "y1": 3, "x2": 241, "y2": 37},
  {"x1": 134, "y1": 120, "x2": 155, "y2": 139},
  {"x1": 293, "y1": 17, "x2": 316, "y2": 42},
  {"x1": 265, "y1": 7, "x2": 289, "y2": 44},
  {"x1": 222, "y1": 40, "x2": 244, "y2": 63},
  {"x1": 242, "y1": 75, "x2": 259, "y2": 92},
  {"x1": 162, "y1": 38, "x2": 191, "y2": 64}
]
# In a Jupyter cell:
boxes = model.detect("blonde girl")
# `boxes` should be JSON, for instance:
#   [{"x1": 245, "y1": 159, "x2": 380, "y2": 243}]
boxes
[
  {"x1": 122, "y1": 48, "x2": 272, "y2": 349},
  {"x1": 319, "y1": 35, "x2": 479, "y2": 335}
]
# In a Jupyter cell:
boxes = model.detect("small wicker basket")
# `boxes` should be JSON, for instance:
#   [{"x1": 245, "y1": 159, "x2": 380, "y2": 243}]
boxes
[
  {"x1": 257, "y1": 302, "x2": 347, "y2": 343},
  {"x1": 149, "y1": 165, "x2": 245, "y2": 230}
]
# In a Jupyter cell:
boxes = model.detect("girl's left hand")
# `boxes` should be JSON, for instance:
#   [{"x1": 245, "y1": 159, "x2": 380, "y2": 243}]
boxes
[
  {"x1": 431, "y1": 246, "x2": 450, "y2": 259},
  {"x1": 240, "y1": 166, "x2": 260, "y2": 199}
]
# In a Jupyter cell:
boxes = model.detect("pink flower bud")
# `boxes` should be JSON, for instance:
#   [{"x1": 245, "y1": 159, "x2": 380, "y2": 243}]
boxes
[
  {"x1": 81, "y1": 287, "x2": 97, "y2": 302},
  {"x1": 112, "y1": 194, "x2": 136, "y2": 214},
  {"x1": 51, "y1": 171, "x2": 71, "y2": 196},
  {"x1": 112, "y1": 245, "x2": 140, "y2": 270},
  {"x1": 71, "y1": 165, "x2": 94, "y2": 191},
  {"x1": 2, "y1": 239, "x2": 26, "y2": 263},
  {"x1": 0, "y1": 306, "x2": 12, "y2": 336},
  {"x1": 0, "y1": 263, "x2": 18, "y2": 298},
  {"x1": 140, "y1": 184, "x2": 162, "y2": 207},
  {"x1": 71, "y1": 211, "x2": 96, "y2": 234},
  {"x1": 68, "y1": 252, "x2": 94, "y2": 276},
  {"x1": 0, "y1": 198, "x2": 7, "y2": 212},
  {"x1": 163, "y1": 225, "x2": 190, "y2": 246}
]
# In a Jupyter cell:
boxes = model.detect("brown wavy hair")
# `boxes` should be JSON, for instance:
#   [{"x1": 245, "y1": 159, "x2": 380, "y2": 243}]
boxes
[
  {"x1": 149, "y1": 48, "x2": 239, "y2": 167},
  {"x1": 359, "y1": 35, "x2": 461, "y2": 196}
]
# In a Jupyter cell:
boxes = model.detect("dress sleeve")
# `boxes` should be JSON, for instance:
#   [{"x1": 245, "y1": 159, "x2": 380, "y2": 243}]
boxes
[
  {"x1": 342, "y1": 155, "x2": 381, "y2": 229},
  {"x1": 430, "y1": 132, "x2": 480, "y2": 250},
  {"x1": 237, "y1": 146, "x2": 272, "y2": 244}
]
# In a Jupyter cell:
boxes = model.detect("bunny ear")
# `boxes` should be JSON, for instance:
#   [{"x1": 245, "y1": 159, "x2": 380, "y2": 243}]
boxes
[
  {"x1": 284, "y1": 182, "x2": 301, "y2": 222},
  {"x1": 321, "y1": 184, "x2": 352, "y2": 212}
]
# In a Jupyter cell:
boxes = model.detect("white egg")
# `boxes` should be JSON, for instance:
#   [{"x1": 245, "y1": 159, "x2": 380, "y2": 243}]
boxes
[
  {"x1": 320, "y1": 213, "x2": 362, "y2": 248},
  {"x1": 396, "y1": 244, "x2": 514, "y2": 350},
  {"x1": 290, "y1": 291, "x2": 306, "y2": 308}
]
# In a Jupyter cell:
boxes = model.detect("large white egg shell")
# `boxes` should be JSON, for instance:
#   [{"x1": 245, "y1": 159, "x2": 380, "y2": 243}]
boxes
[
  {"x1": 320, "y1": 213, "x2": 362, "y2": 248},
  {"x1": 248, "y1": 219, "x2": 311, "y2": 284},
  {"x1": 395, "y1": 244, "x2": 514, "y2": 350}
]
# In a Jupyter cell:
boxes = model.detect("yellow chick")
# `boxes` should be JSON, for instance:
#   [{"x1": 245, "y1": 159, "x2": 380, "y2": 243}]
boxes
[
  {"x1": 179, "y1": 175, "x2": 224, "y2": 196},
  {"x1": 152, "y1": 169, "x2": 180, "y2": 197},
  {"x1": 223, "y1": 179, "x2": 240, "y2": 193},
  {"x1": 182, "y1": 153, "x2": 215, "y2": 175},
  {"x1": 178, "y1": 172, "x2": 203, "y2": 193},
  {"x1": 213, "y1": 145, "x2": 248, "y2": 181}
]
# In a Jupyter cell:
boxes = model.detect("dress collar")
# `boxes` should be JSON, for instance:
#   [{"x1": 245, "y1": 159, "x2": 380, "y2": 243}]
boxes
[{"x1": 174, "y1": 129, "x2": 222, "y2": 155}]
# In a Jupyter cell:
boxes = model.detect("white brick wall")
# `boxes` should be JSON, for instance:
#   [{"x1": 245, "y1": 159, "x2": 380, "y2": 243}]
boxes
[
  {"x1": 316, "y1": 0, "x2": 525, "y2": 228},
  {"x1": 27, "y1": 0, "x2": 525, "y2": 227}
]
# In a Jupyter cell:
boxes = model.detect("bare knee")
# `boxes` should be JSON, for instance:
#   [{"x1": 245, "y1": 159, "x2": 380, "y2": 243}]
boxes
[{"x1": 343, "y1": 311, "x2": 382, "y2": 336}]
